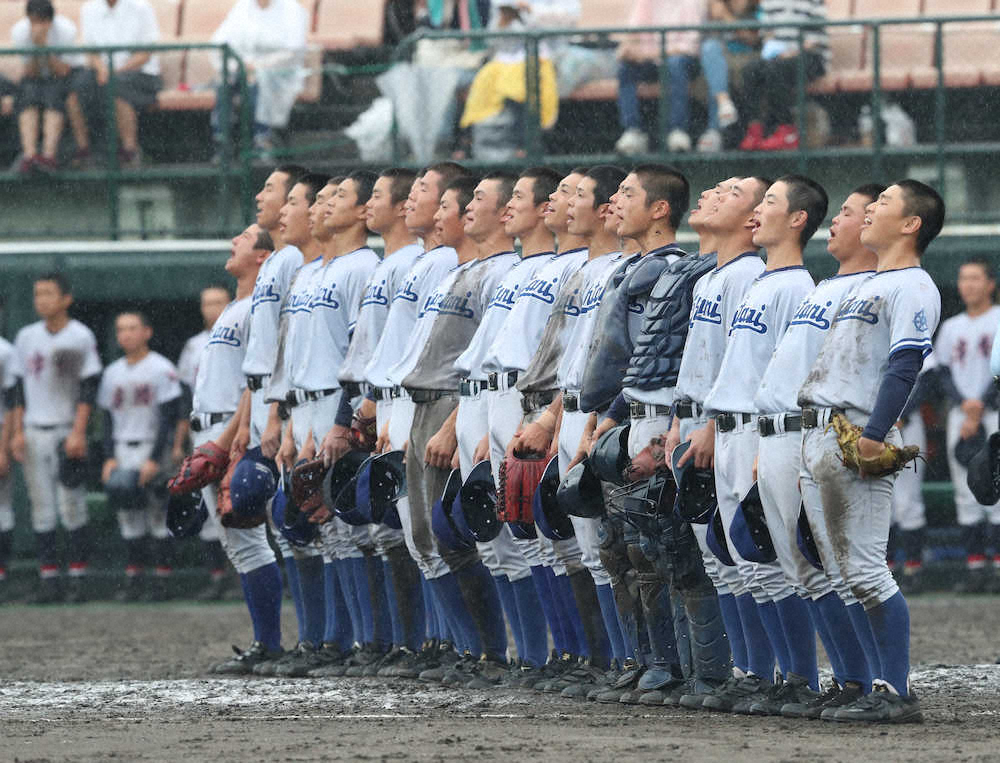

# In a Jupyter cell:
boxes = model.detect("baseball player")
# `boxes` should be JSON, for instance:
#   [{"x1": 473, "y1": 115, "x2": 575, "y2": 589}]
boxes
[
  {"x1": 934, "y1": 257, "x2": 1000, "y2": 593},
  {"x1": 9, "y1": 272, "x2": 102, "y2": 604},
  {"x1": 481, "y1": 168, "x2": 590, "y2": 678},
  {"x1": 205, "y1": 223, "x2": 289, "y2": 675},
  {"x1": 750, "y1": 184, "x2": 885, "y2": 717},
  {"x1": 698, "y1": 175, "x2": 824, "y2": 712},
  {"x1": 98, "y1": 311, "x2": 182, "y2": 601},
  {"x1": 798, "y1": 179, "x2": 945, "y2": 723},
  {"x1": 452, "y1": 166, "x2": 562, "y2": 685},
  {"x1": 0, "y1": 334, "x2": 17, "y2": 597},
  {"x1": 358, "y1": 162, "x2": 467, "y2": 677},
  {"x1": 390, "y1": 173, "x2": 521, "y2": 686}
]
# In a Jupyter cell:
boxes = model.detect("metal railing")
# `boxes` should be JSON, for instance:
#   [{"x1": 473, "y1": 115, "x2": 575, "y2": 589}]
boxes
[{"x1": 0, "y1": 42, "x2": 254, "y2": 237}]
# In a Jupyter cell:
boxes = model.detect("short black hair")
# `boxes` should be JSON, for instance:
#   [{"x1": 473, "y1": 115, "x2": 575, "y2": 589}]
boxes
[
  {"x1": 202, "y1": 284, "x2": 232, "y2": 299},
  {"x1": 422, "y1": 161, "x2": 468, "y2": 195},
  {"x1": 776, "y1": 174, "x2": 828, "y2": 247},
  {"x1": 851, "y1": 183, "x2": 887, "y2": 204},
  {"x1": 117, "y1": 310, "x2": 150, "y2": 328},
  {"x1": 274, "y1": 164, "x2": 307, "y2": 196},
  {"x1": 895, "y1": 179, "x2": 945, "y2": 254},
  {"x1": 379, "y1": 167, "x2": 419, "y2": 206},
  {"x1": 961, "y1": 255, "x2": 995, "y2": 281},
  {"x1": 26, "y1": 0, "x2": 53, "y2": 21},
  {"x1": 347, "y1": 170, "x2": 378, "y2": 207},
  {"x1": 296, "y1": 172, "x2": 331, "y2": 205},
  {"x1": 481, "y1": 170, "x2": 519, "y2": 210},
  {"x1": 632, "y1": 164, "x2": 690, "y2": 230},
  {"x1": 254, "y1": 228, "x2": 275, "y2": 252},
  {"x1": 585, "y1": 165, "x2": 627, "y2": 209},
  {"x1": 747, "y1": 176, "x2": 773, "y2": 207},
  {"x1": 570, "y1": 166, "x2": 590, "y2": 177},
  {"x1": 36, "y1": 271, "x2": 70, "y2": 295},
  {"x1": 519, "y1": 166, "x2": 562, "y2": 206},
  {"x1": 444, "y1": 176, "x2": 479, "y2": 214}
]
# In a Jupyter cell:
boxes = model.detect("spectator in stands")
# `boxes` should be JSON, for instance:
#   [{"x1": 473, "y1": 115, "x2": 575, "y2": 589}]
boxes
[
  {"x1": 737, "y1": 0, "x2": 827, "y2": 151},
  {"x1": 10, "y1": 0, "x2": 83, "y2": 174},
  {"x1": 614, "y1": 0, "x2": 738, "y2": 155},
  {"x1": 76, "y1": 0, "x2": 162, "y2": 168},
  {"x1": 211, "y1": 0, "x2": 309, "y2": 158}
]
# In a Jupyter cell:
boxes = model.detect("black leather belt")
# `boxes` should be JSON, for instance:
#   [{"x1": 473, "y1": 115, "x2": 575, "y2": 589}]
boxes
[
  {"x1": 562, "y1": 392, "x2": 579, "y2": 412},
  {"x1": 459, "y1": 379, "x2": 488, "y2": 397},
  {"x1": 521, "y1": 390, "x2": 556, "y2": 414},
  {"x1": 800, "y1": 407, "x2": 845, "y2": 429},
  {"x1": 341, "y1": 382, "x2": 362, "y2": 399},
  {"x1": 673, "y1": 400, "x2": 702, "y2": 419},
  {"x1": 487, "y1": 370, "x2": 518, "y2": 391},
  {"x1": 715, "y1": 412, "x2": 753, "y2": 433},
  {"x1": 246, "y1": 374, "x2": 267, "y2": 392},
  {"x1": 374, "y1": 386, "x2": 397, "y2": 401},
  {"x1": 303, "y1": 388, "x2": 338, "y2": 402},
  {"x1": 190, "y1": 412, "x2": 228, "y2": 432},
  {"x1": 124, "y1": 440, "x2": 145, "y2": 447},
  {"x1": 29, "y1": 423, "x2": 60, "y2": 431},
  {"x1": 757, "y1": 413, "x2": 803, "y2": 437},
  {"x1": 409, "y1": 389, "x2": 451, "y2": 404},
  {"x1": 629, "y1": 401, "x2": 673, "y2": 420}
]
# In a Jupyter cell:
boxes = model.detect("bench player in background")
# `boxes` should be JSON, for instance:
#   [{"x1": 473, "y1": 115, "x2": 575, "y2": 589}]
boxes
[
  {"x1": 0, "y1": 334, "x2": 17, "y2": 599},
  {"x1": 10, "y1": 272, "x2": 102, "y2": 603},
  {"x1": 98, "y1": 311, "x2": 182, "y2": 601}
]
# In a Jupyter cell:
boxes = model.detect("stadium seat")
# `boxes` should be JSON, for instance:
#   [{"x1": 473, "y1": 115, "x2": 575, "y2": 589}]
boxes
[
  {"x1": 808, "y1": 25, "x2": 865, "y2": 94},
  {"x1": 839, "y1": 24, "x2": 934, "y2": 91},
  {"x1": 910, "y1": 22, "x2": 1000, "y2": 89},
  {"x1": 312, "y1": 0, "x2": 386, "y2": 50}
]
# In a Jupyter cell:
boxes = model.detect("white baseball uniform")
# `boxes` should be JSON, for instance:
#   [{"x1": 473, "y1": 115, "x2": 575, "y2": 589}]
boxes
[
  {"x1": 99, "y1": 352, "x2": 182, "y2": 540},
  {"x1": 0, "y1": 338, "x2": 16, "y2": 537},
  {"x1": 177, "y1": 329, "x2": 209, "y2": 391},
  {"x1": 799, "y1": 268, "x2": 941, "y2": 610},
  {"x1": 14, "y1": 319, "x2": 102, "y2": 535}
]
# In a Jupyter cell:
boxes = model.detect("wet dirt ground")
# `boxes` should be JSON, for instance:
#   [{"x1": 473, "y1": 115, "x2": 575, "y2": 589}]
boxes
[{"x1": 1, "y1": 593, "x2": 999, "y2": 762}]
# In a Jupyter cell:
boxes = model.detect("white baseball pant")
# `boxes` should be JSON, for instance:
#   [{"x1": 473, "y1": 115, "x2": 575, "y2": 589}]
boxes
[
  {"x1": 113, "y1": 439, "x2": 168, "y2": 541},
  {"x1": 24, "y1": 423, "x2": 87, "y2": 533}
]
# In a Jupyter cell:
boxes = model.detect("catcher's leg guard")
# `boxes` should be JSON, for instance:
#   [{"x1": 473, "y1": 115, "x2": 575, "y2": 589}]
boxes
[
  {"x1": 682, "y1": 590, "x2": 732, "y2": 684},
  {"x1": 567, "y1": 568, "x2": 611, "y2": 669},
  {"x1": 599, "y1": 517, "x2": 642, "y2": 658},
  {"x1": 385, "y1": 545, "x2": 425, "y2": 651},
  {"x1": 629, "y1": 542, "x2": 683, "y2": 683},
  {"x1": 454, "y1": 561, "x2": 508, "y2": 659}
]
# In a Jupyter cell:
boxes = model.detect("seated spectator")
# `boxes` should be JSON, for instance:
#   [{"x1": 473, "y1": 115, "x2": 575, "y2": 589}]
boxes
[
  {"x1": 76, "y1": 0, "x2": 162, "y2": 168},
  {"x1": 614, "y1": 0, "x2": 738, "y2": 156},
  {"x1": 737, "y1": 0, "x2": 827, "y2": 151},
  {"x1": 211, "y1": 0, "x2": 309, "y2": 158},
  {"x1": 10, "y1": 0, "x2": 83, "y2": 174}
]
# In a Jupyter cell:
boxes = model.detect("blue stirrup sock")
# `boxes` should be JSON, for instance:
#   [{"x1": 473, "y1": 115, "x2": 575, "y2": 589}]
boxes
[
  {"x1": 282, "y1": 556, "x2": 306, "y2": 643},
  {"x1": 814, "y1": 592, "x2": 871, "y2": 690},
  {"x1": 429, "y1": 572, "x2": 482, "y2": 655},
  {"x1": 756, "y1": 599, "x2": 791, "y2": 678},
  {"x1": 735, "y1": 593, "x2": 775, "y2": 680},
  {"x1": 774, "y1": 594, "x2": 819, "y2": 689},
  {"x1": 380, "y1": 557, "x2": 404, "y2": 648},
  {"x1": 335, "y1": 558, "x2": 363, "y2": 645},
  {"x1": 242, "y1": 562, "x2": 283, "y2": 651},
  {"x1": 596, "y1": 583, "x2": 627, "y2": 663},
  {"x1": 717, "y1": 592, "x2": 747, "y2": 674},
  {"x1": 349, "y1": 556, "x2": 376, "y2": 645},
  {"x1": 865, "y1": 591, "x2": 911, "y2": 697},
  {"x1": 494, "y1": 575, "x2": 525, "y2": 660},
  {"x1": 366, "y1": 556, "x2": 392, "y2": 650},
  {"x1": 530, "y1": 565, "x2": 564, "y2": 655},
  {"x1": 554, "y1": 572, "x2": 588, "y2": 657},
  {"x1": 420, "y1": 575, "x2": 437, "y2": 641},
  {"x1": 295, "y1": 555, "x2": 327, "y2": 647},
  {"x1": 510, "y1": 574, "x2": 550, "y2": 668},
  {"x1": 847, "y1": 601, "x2": 883, "y2": 683},
  {"x1": 323, "y1": 561, "x2": 353, "y2": 651}
]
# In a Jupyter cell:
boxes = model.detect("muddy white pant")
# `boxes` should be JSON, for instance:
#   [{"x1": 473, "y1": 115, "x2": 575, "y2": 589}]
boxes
[
  {"x1": 24, "y1": 423, "x2": 87, "y2": 533},
  {"x1": 112, "y1": 439, "x2": 168, "y2": 541},
  {"x1": 800, "y1": 407, "x2": 901, "y2": 610},
  {"x1": 195, "y1": 417, "x2": 277, "y2": 575},
  {"x1": 558, "y1": 406, "x2": 609, "y2": 586},
  {"x1": 369, "y1": 395, "x2": 407, "y2": 557}
]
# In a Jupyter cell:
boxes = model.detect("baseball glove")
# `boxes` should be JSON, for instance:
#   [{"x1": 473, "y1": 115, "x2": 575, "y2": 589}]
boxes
[
  {"x1": 291, "y1": 459, "x2": 330, "y2": 524},
  {"x1": 624, "y1": 436, "x2": 667, "y2": 483},
  {"x1": 498, "y1": 450, "x2": 547, "y2": 523},
  {"x1": 218, "y1": 457, "x2": 264, "y2": 528},
  {"x1": 167, "y1": 441, "x2": 229, "y2": 494},
  {"x1": 350, "y1": 414, "x2": 378, "y2": 452},
  {"x1": 828, "y1": 413, "x2": 920, "y2": 478}
]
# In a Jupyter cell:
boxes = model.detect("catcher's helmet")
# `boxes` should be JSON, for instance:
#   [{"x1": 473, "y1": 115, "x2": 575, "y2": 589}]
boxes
[
  {"x1": 272, "y1": 474, "x2": 318, "y2": 547},
  {"x1": 58, "y1": 440, "x2": 88, "y2": 488},
  {"x1": 105, "y1": 468, "x2": 145, "y2": 511},
  {"x1": 533, "y1": 455, "x2": 575, "y2": 541},
  {"x1": 671, "y1": 440, "x2": 717, "y2": 524},
  {"x1": 706, "y1": 505, "x2": 735, "y2": 567},
  {"x1": 432, "y1": 468, "x2": 474, "y2": 551},
  {"x1": 796, "y1": 502, "x2": 824, "y2": 571},
  {"x1": 454, "y1": 460, "x2": 502, "y2": 542},
  {"x1": 358, "y1": 450, "x2": 407, "y2": 525},
  {"x1": 729, "y1": 482, "x2": 777, "y2": 564},
  {"x1": 321, "y1": 449, "x2": 370, "y2": 525},
  {"x1": 230, "y1": 447, "x2": 279, "y2": 520},
  {"x1": 556, "y1": 458, "x2": 605, "y2": 519},
  {"x1": 165, "y1": 490, "x2": 207, "y2": 538},
  {"x1": 590, "y1": 424, "x2": 631, "y2": 486},
  {"x1": 955, "y1": 424, "x2": 986, "y2": 468},
  {"x1": 967, "y1": 431, "x2": 1000, "y2": 506}
]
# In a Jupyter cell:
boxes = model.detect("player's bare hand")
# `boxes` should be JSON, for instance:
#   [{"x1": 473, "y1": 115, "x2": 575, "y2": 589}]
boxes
[
  {"x1": 260, "y1": 416, "x2": 282, "y2": 459},
  {"x1": 230, "y1": 423, "x2": 250, "y2": 463},
  {"x1": 678, "y1": 424, "x2": 714, "y2": 469},
  {"x1": 375, "y1": 421, "x2": 391, "y2": 454},
  {"x1": 512, "y1": 420, "x2": 552, "y2": 456},
  {"x1": 64, "y1": 430, "x2": 87, "y2": 460},
  {"x1": 101, "y1": 458, "x2": 118, "y2": 484},
  {"x1": 857, "y1": 436, "x2": 885, "y2": 460},
  {"x1": 320, "y1": 425, "x2": 352, "y2": 466},
  {"x1": 138, "y1": 459, "x2": 159, "y2": 487},
  {"x1": 961, "y1": 398, "x2": 985, "y2": 419},
  {"x1": 0, "y1": 449, "x2": 9, "y2": 479},
  {"x1": 300, "y1": 432, "x2": 317, "y2": 463},
  {"x1": 587, "y1": 417, "x2": 617, "y2": 458},
  {"x1": 472, "y1": 434, "x2": 490, "y2": 465},
  {"x1": 663, "y1": 424, "x2": 681, "y2": 466},
  {"x1": 450, "y1": 448, "x2": 460, "y2": 471},
  {"x1": 276, "y1": 430, "x2": 296, "y2": 471},
  {"x1": 10, "y1": 431, "x2": 25, "y2": 464},
  {"x1": 170, "y1": 443, "x2": 185, "y2": 466},
  {"x1": 425, "y1": 426, "x2": 457, "y2": 470},
  {"x1": 960, "y1": 415, "x2": 981, "y2": 441},
  {"x1": 752, "y1": 454, "x2": 759, "y2": 482}
]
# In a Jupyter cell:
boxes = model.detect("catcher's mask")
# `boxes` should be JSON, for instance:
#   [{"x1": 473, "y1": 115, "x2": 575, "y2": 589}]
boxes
[
  {"x1": 533, "y1": 455, "x2": 575, "y2": 541},
  {"x1": 670, "y1": 440, "x2": 717, "y2": 524},
  {"x1": 556, "y1": 458, "x2": 605, "y2": 519},
  {"x1": 454, "y1": 460, "x2": 502, "y2": 543},
  {"x1": 165, "y1": 490, "x2": 207, "y2": 538},
  {"x1": 607, "y1": 471, "x2": 676, "y2": 536},
  {"x1": 432, "y1": 467, "x2": 474, "y2": 551},
  {"x1": 590, "y1": 424, "x2": 631, "y2": 486},
  {"x1": 729, "y1": 482, "x2": 777, "y2": 564}
]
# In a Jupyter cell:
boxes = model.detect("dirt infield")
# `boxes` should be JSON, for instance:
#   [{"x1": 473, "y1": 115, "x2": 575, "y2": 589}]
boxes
[{"x1": 2, "y1": 594, "x2": 999, "y2": 762}]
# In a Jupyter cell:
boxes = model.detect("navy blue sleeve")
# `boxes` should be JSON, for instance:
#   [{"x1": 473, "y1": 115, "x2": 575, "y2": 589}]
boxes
[
  {"x1": 605, "y1": 392, "x2": 630, "y2": 425},
  {"x1": 4, "y1": 379, "x2": 23, "y2": 409},
  {"x1": 981, "y1": 379, "x2": 998, "y2": 409},
  {"x1": 151, "y1": 398, "x2": 180, "y2": 461},
  {"x1": 334, "y1": 390, "x2": 354, "y2": 429},
  {"x1": 79, "y1": 374, "x2": 100, "y2": 406},
  {"x1": 862, "y1": 348, "x2": 923, "y2": 442},
  {"x1": 937, "y1": 367, "x2": 963, "y2": 406},
  {"x1": 102, "y1": 409, "x2": 114, "y2": 456}
]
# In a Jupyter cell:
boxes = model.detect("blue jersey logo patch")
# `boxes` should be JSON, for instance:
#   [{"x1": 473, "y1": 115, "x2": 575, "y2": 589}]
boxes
[
  {"x1": 789, "y1": 298, "x2": 834, "y2": 330},
  {"x1": 393, "y1": 277, "x2": 420, "y2": 303},
  {"x1": 488, "y1": 284, "x2": 518, "y2": 311},
  {"x1": 519, "y1": 276, "x2": 558, "y2": 304},
  {"x1": 834, "y1": 295, "x2": 881, "y2": 325},
  {"x1": 309, "y1": 283, "x2": 341, "y2": 311},
  {"x1": 252, "y1": 280, "x2": 281, "y2": 309},
  {"x1": 729, "y1": 303, "x2": 768, "y2": 335},
  {"x1": 913, "y1": 308, "x2": 928, "y2": 333},
  {"x1": 361, "y1": 279, "x2": 389, "y2": 308},
  {"x1": 208, "y1": 323, "x2": 241, "y2": 348},
  {"x1": 690, "y1": 294, "x2": 723, "y2": 326},
  {"x1": 436, "y1": 291, "x2": 476, "y2": 319}
]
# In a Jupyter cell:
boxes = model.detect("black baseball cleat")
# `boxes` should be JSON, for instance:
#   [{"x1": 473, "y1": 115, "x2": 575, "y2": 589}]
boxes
[
  {"x1": 464, "y1": 653, "x2": 510, "y2": 689},
  {"x1": 702, "y1": 674, "x2": 769, "y2": 712},
  {"x1": 828, "y1": 684, "x2": 924, "y2": 724},
  {"x1": 274, "y1": 641, "x2": 324, "y2": 677},
  {"x1": 679, "y1": 675, "x2": 740, "y2": 710},
  {"x1": 255, "y1": 641, "x2": 310, "y2": 676},
  {"x1": 782, "y1": 681, "x2": 842, "y2": 718},
  {"x1": 306, "y1": 643, "x2": 352, "y2": 677},
  {"x1": 211, "y1": 641, "x2": 284, "y2": 675},
  {"x1": 815, "y1": 681, "x2": 865, "y2": 720},
  {"x1": 439, "y1": 652, "x2": 479, "y2": 687},
  {"x1": 750, "y1": 672, "x2": 818, "y2": 716},
  {"x1": 65, "y1": 577, "x2": 88, "y2": 604}
]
